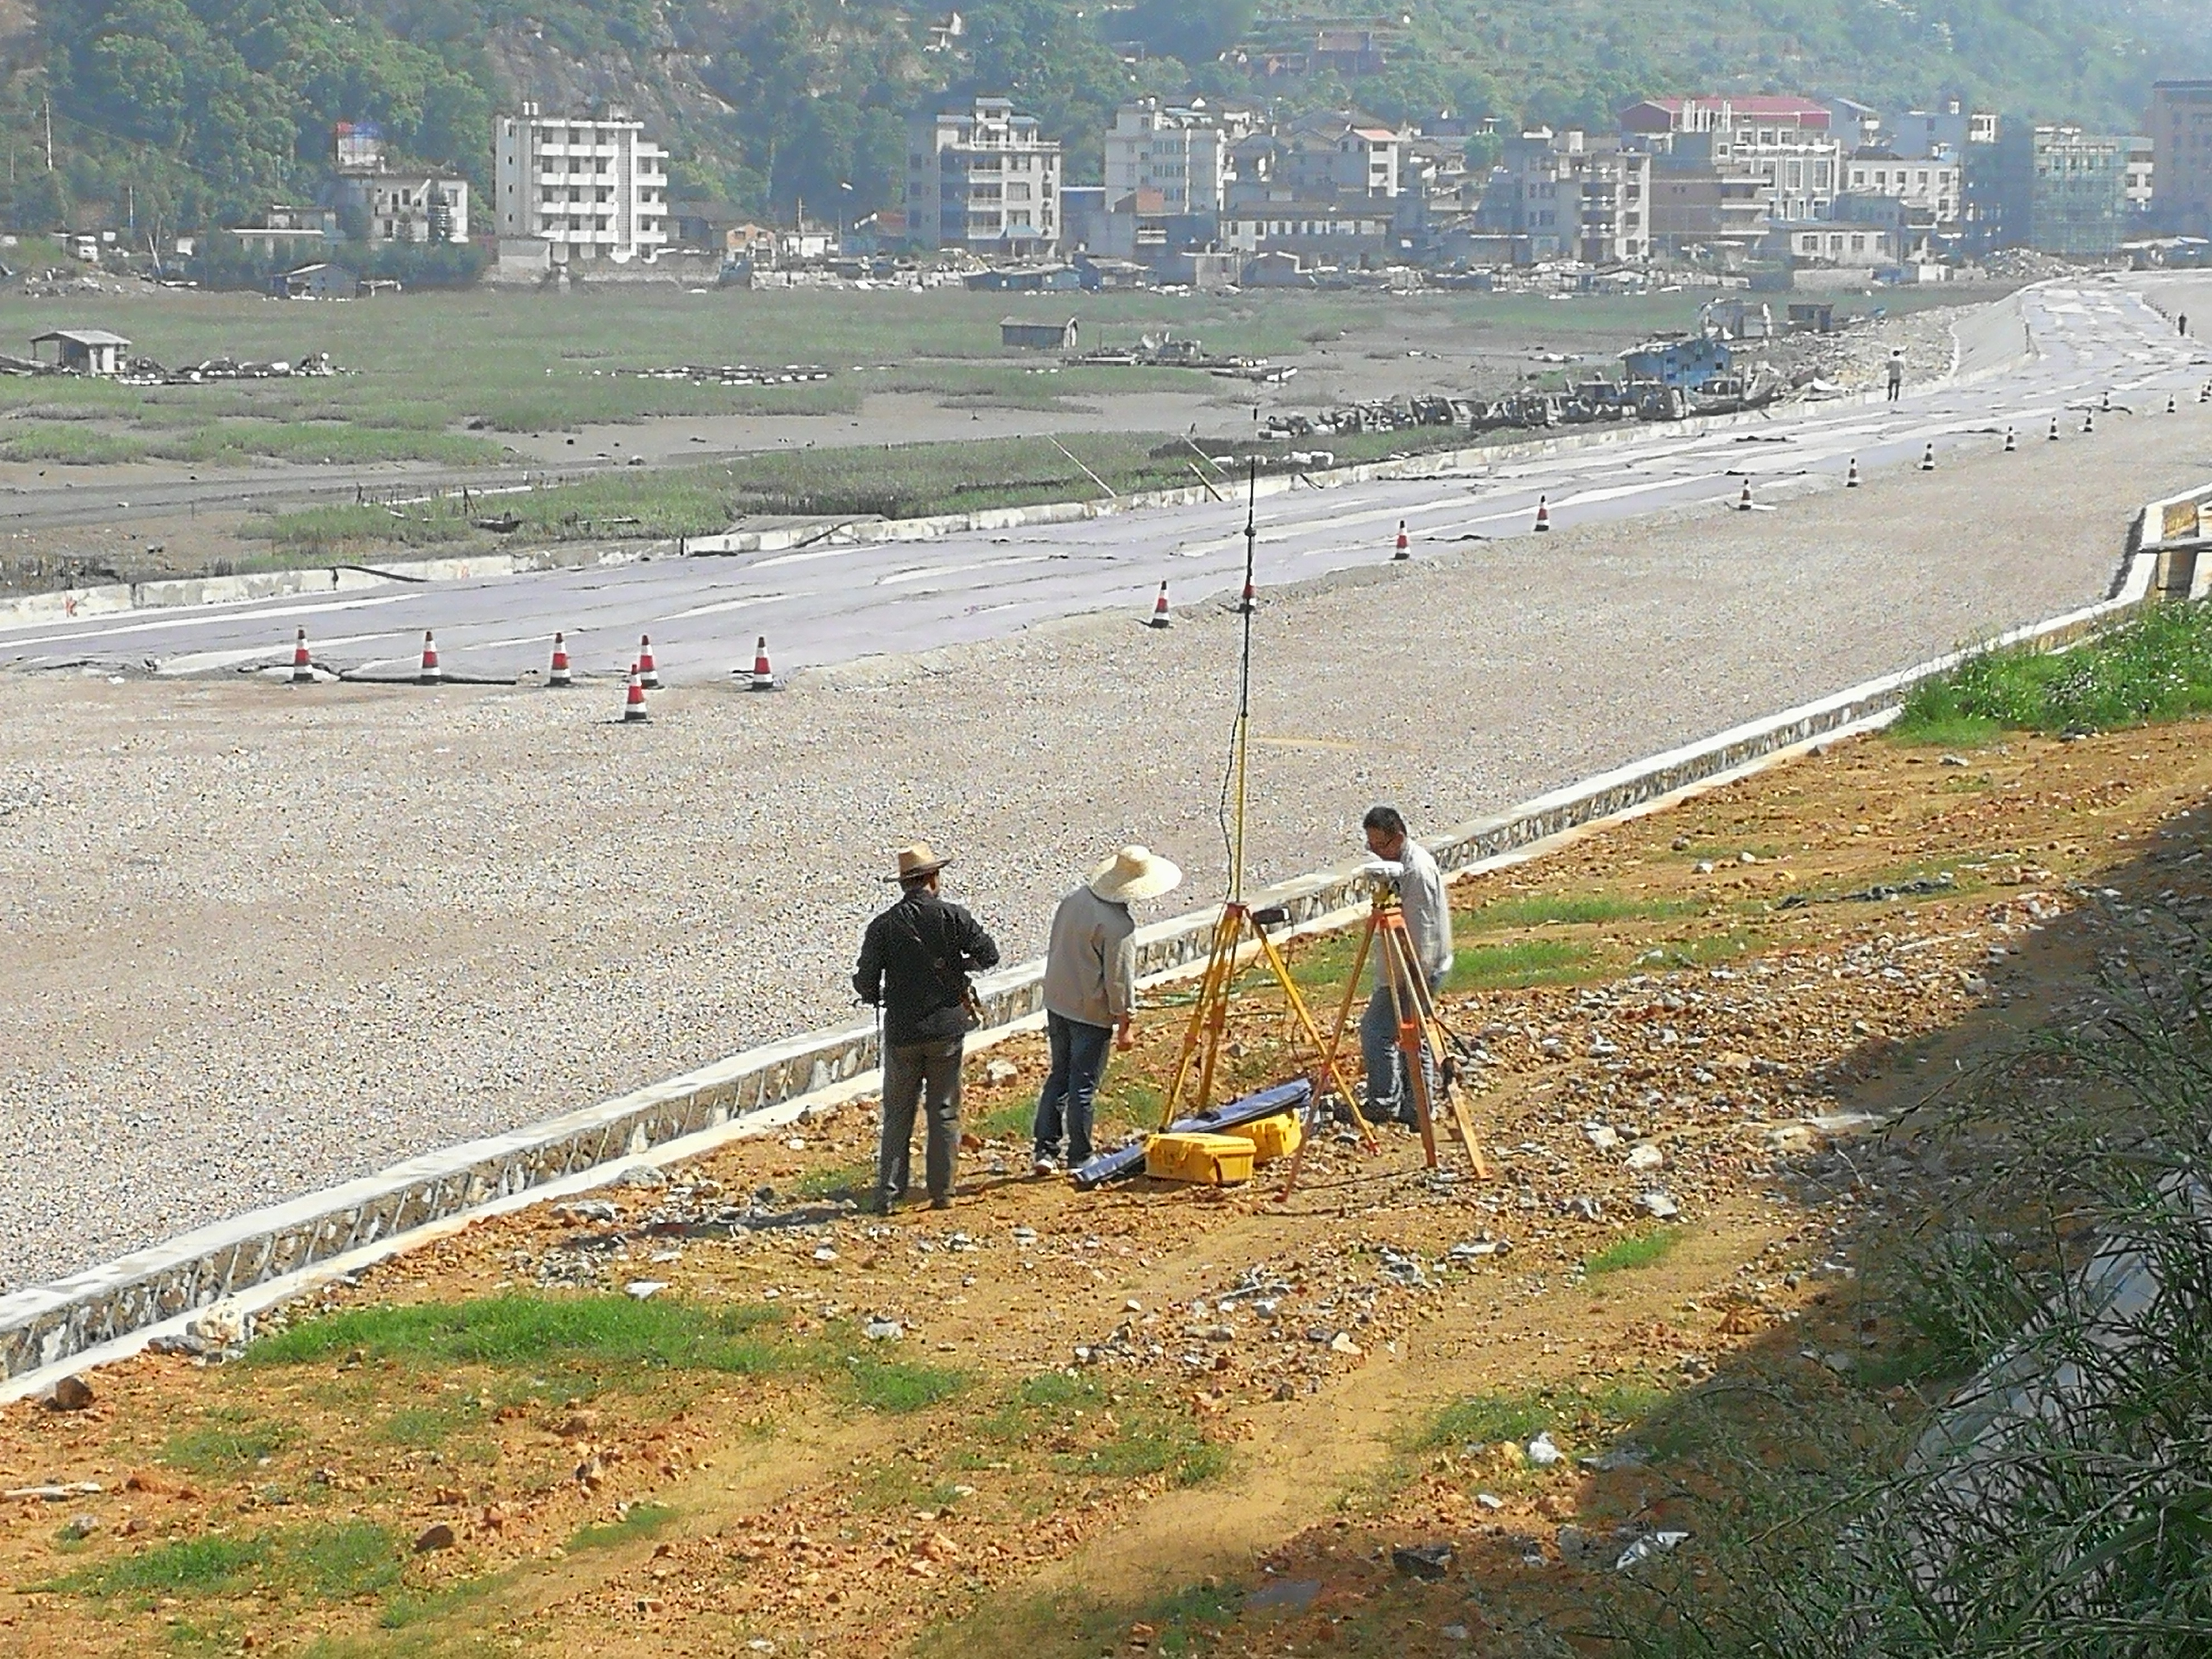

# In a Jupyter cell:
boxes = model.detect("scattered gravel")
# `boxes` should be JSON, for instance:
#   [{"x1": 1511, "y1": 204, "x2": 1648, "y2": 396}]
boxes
[{"x1": 2, "y1": 402, "x2": 2209, "y2": 1294}]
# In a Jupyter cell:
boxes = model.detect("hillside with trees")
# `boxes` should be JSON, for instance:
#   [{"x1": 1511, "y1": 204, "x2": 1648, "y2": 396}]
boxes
[{"x1": 0, "y1": 0, "x2": 2203, "y2": 246}]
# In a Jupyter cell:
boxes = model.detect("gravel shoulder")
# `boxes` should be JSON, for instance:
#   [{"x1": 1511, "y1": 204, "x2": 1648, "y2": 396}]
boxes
[{"x1": 1, "y1": 402, "x2": 2209, "y2": 1292}]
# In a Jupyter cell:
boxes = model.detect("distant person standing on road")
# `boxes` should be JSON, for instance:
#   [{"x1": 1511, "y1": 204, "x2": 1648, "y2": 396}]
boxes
[
  {"x1": 1885, "y1": 349, "x2": 1904, "y2": 402},
  {"x1": 853, "y1": 843, "x2": 1000, "y2": 1212},
  {"x1": 1032, "y1": 845, "x2": 1183, "y2": 1177},
  {"x1": 1359, "y1": 806, "x2": 1454, "y2": 1127}
]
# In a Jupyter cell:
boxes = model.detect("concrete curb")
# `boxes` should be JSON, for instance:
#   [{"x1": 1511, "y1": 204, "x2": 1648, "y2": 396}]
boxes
[
  {"x1": 0, "y1": 546, "x2": 657, "y2": 634},
  {"x1": 0, "y1": 522, "x2": 2169, "y2": 1395}
]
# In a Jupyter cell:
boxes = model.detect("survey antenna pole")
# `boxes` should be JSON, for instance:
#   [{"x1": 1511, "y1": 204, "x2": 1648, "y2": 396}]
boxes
[{"x1": 1229, "y1": 458, "x2": 1258, "y2": 903}]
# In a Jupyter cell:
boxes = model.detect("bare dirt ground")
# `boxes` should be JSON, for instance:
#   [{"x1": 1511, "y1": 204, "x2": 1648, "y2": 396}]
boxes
[{"x1": 3, "y1": 714, "x2": 2209, "y2": 1658}]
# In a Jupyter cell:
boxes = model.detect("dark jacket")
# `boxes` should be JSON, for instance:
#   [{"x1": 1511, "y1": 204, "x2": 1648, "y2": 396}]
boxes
[{"x1": 853, "y1": 887, "x2": 1000, "y2": 1046}]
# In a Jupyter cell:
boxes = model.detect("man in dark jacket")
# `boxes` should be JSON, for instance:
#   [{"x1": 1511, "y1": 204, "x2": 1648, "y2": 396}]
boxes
[{"x1": 853, "y1": 842, "x2": 1000, "y2": 1212}]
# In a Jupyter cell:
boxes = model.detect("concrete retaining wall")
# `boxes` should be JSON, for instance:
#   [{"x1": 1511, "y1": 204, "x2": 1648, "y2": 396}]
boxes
[{"x1": 0, "y1": 525, "x2": 2167, "y2": 1391}]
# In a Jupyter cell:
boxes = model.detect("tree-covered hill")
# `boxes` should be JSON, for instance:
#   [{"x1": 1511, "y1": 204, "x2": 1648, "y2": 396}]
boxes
[{"x1": 0, "y1": 0, "x2": 2205, "y2": 242}]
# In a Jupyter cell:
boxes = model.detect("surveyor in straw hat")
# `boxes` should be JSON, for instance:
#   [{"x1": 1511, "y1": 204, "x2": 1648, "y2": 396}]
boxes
[
  {"x1": 853, "y1": 842, "x2": 1000, "y2": 1212},
  {"x1": 1031, "y1": 845, "x2": 1183, "y2": 1178}
]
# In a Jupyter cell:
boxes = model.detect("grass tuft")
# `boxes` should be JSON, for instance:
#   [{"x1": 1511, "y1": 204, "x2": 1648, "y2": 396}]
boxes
[
  {"x1": 1584, "y1": 1225, "x2": 1689, "y2": 1276},
  {"x1": 1895, "y1": 601, "x2": 2212, "y2": 739}
]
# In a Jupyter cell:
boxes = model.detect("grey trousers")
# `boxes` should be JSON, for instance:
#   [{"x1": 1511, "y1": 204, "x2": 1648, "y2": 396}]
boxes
[{"x1": 878, "y1": 1037, "x2": 963, "y2": 1205}]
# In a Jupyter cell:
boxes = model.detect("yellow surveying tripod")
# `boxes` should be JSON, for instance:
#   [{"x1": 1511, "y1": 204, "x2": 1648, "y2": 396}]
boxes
[{"x1": 1279, "y1": 877, "x2": 1490, "y2": 1199}]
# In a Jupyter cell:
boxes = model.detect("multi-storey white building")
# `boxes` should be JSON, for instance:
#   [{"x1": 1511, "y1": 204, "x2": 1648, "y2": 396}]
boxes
[
  {"x1": 908, "y1": 97, "x2": 1060, "y2": 256},
  {"x1": 1622, "y1": 95, "x2": 1841, "y2": 224},
  {"x1": 1500, "y1": 128, "x2": 1651, "y2": 262},
  {"x1": 1842, "y1": 149, "x2": 1960, "y2": 224},
  {"x1": 1104, "y1": 100, "x2": 1254, "y2": 215},
  {"x1": 494, "y1": 105, "x2": 669, "y2": 264}
]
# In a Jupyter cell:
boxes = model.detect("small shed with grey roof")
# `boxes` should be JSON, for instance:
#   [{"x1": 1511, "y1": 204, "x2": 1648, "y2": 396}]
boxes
[{"x1": 29, "y1": 328, "x2": 131, "y2": 376}]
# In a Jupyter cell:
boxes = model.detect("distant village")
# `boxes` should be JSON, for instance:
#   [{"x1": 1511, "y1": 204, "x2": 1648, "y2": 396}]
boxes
[{"x1": 31, "y1": 79, "x2": 2212, "y2": 300}]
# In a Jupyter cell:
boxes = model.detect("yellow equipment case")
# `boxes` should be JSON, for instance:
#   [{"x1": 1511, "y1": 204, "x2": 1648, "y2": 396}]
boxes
[
  {"x1": 1144, "y1": 1131, "x2": 1257, "y2": 1186},
  {"x1": 1225, "y1": 1113, "x2": 1303, "y2": 1163}
]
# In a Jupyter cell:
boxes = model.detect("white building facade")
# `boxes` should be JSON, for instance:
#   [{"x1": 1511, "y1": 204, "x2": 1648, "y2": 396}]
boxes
[
  {"x1": 907, "y1": 97, "x2": 1061, "y2": 256},
  {"x1": 1104, "y1": 100, "x2": 1253, "y2": 215},
  {"x1": 494, "y1": 105, "x2": 669, "y2": 263}
]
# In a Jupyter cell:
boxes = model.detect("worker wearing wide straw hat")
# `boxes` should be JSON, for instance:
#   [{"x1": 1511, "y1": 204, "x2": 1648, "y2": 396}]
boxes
[
  {"x1": 1032, "y1": 845, "x2": 1183, "y2": 1178},
  {"x1": 853, "y1": 842, "x2": 1000, "y2": 1212}
]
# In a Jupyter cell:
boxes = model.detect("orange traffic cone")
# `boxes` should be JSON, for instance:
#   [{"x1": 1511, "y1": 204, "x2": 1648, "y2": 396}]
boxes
[
  {"x1": 2004, "y1": 426, "x2": 2016, "y2": 453},
  {"x1": 1393, "y1": 520, "x2": 1409, "y2": 560},
  {"x1": 290, "y1": 627, "x2": 313, "y2": 684},
  {"x1": 623, "y1": 670, "x2": 649, "y2": 722},
  {"x1": 2083, "y1": 410, "x2": 2095, "y2": 434},
  {"x1": 1533, "y1": 495, "x2": 1551, "y2": 532},
  {"x1": 1735, "y1": 479, "x2": 1753, "y2": 511},
  {"x1": 2167, "y1": 393, "x2": 2177, "y2": 415},
  {"x1": 637, "y1": 634, "x2": 661, "y2": 690},
  {"x1": 2049, "y1": 415, "x2": 2060, "y2": 440},
  {"x1": 1918, "y1": 442, "x2": 1936, "y2": 472},
  {"x1": 417, "y1": 630, "x2": 441, "y2": 685},
  {"x1": 748, "y1": 636, "x2": 778, "y2": 692},
  {"x1": 1846, "y1": 457, "x2": 1860, "y2": 488},
  {"x1": 548, "y1": 632, "x2": 573, "y2": 688},
  {"x1": 2101, "y1": 387, "x2": 2112, "y2": 412},
  {"x1": 1238, "y1": 575, "x2": 1256, "y2": 614},
  {"x1": 1146, "y1": 581, "x2": 1171, "y2": 628}
]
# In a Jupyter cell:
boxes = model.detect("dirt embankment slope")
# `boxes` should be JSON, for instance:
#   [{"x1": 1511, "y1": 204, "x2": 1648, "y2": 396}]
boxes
[{"x1": 3, "y1": 712, "x2": 2208, "y2": 1658}]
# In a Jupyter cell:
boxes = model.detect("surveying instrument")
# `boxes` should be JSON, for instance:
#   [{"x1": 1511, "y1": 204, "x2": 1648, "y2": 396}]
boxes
[
  {"x1": 1154, "y1": 464, "x2": 1491, "y2": 1200},
  {"x1": 1158, "y1": 462, "x2": 1373, "y2": 1152},
  {"x1": 1277, "y1": 872, "x2": 1491, "y2": 1199}
]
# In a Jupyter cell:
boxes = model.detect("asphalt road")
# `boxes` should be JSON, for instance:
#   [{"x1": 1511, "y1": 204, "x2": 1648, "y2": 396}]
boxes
[{"x1": 3, "y1": 278, "x2": 2207, "y2": 686}]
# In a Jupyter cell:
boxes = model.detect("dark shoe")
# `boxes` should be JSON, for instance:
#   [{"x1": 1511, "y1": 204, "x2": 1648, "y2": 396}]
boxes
[{"x1": 929, "y1": 1196, "x2": 953, "y2": 1211}]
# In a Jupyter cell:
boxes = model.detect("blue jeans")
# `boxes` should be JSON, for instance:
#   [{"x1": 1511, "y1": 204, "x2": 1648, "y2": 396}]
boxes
[
  {"x1": 1034, "y1": 1012, "x2": 1113, "y2": 1166},
  {"x1": 1360, "y1": 971, "x2": 1438, "y2": 1125}
]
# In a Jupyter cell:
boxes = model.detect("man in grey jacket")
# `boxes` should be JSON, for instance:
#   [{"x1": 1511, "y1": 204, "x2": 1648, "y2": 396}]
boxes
[
  {"x1": 1032, "y1": 845, "x2": 1182, "y2": 1176},
  {"x1": 1358, "y1": 804, "x2": 1453, "y2": 1127}
]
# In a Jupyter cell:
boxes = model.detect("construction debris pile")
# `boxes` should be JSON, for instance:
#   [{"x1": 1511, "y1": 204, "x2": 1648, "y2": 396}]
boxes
[
  {"x1": 1073, "y1": 334, "x2": 1288, "y2": 381},
  {"x1": 0, "y1": 350, "x2": 343, "y2": 384},
  {"x1": 617, "y1": 363, "x2": 833, "y2": 386}
]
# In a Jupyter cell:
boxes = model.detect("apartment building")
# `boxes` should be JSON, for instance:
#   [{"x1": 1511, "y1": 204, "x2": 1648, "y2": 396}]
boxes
[
  {"x1": 906, "y1": 96, "x2": 1061, "y2": 256},
  {"x1": 1499, "y1": 128, "x2": 1651, "y2": 262},
  {"x1": 2147, "y1": 81, "x2": 2212, "y2": 236},
  {"x1": 493, "y1": 105, "x2": 668, "y2": 263},
  {"x1": 1993, "y1": 124, "x2": 2130, "y2": 254},
  {"x1": 1621, "y1": 95, "x2": 1840, "y2": 225},
  {"x1": 1841, "y1": 149, "x2": 1960, "y2": 224},
  {"x1": 1103, "y1": 99, "x2": 1254, "y2": 216},
  {"x1": 1889, "y1": 101, "x2": 1997, "y2": 159}
]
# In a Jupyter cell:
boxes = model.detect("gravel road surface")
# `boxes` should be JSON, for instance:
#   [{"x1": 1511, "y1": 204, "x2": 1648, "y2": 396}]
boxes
[{"x1": 1, "y1": 276, "x2": 2210, "y2": 1293}]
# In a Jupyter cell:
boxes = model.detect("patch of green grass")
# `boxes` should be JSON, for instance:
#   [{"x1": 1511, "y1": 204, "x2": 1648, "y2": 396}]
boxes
[
  {"x1": 1461, "y1": 892, "x2": 1696, "y2": 930},
  {"x1": 837, "y1": 1352, "x2": 969, "y2": 1414},
  {"x1": 162, "y1": 1411, "x2": 295, "y2": 1474},
  {"x1": 792, "y1": 1159, "x2": 875, "y2": 1201},
  {"x1": 54, "y1": 1533, "x2": 268, "y2": 1599},
  {"x1": 51, "y1": 1522, "x2": 396, "y2": 1605},
  {"x1": 568, "y1": 1502, "x2": 678, "y2": 1553},
  {"x1": 1584, "y1": 1226, "x2": 1689, "y2": 1276},
  {"x1": 280, "y1": 1521, "x2": 404, "y2": 1600},
  {"x1": 1895, "y1": 602, "x2": 2212, "y2": 738},
  {"x1": 1420, "y1": 1389, "x2": 1557, "y2": 1450},
  {"x1": 377, "y1": 1401, "x2": 478, "y2": 1448},
  {"x1": 377, "y1": 1569, "x2": 511, "y2": 1629},
  {"x1": 1442, "y1": 936, "x2": 1598, "y2": 990},
  {"x1": 246, "y1": 1294, "x2": 789, "y2": 1389}
]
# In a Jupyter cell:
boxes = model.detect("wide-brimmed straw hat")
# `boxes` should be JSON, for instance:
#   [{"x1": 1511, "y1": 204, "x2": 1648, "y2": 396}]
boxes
[
  {"x1": 882, "y1": 842, "x2": 951, "y2": 883},
  {"x1": 1088, "y1": 844, "x2": 1182, "y2": 903}
]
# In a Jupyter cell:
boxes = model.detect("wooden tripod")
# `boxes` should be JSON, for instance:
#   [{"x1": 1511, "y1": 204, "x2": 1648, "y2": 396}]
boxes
[
  {"x1": 1157, "y1": 899, "x2": 1376, "y2": 1149},
  {"x1": 1279, "y1": 884, "x2": 1490, "y2": 1199}
]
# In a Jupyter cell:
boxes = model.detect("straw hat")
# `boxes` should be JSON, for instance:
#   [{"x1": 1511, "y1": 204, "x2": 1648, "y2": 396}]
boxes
[
  {"x1": 1088, "y1": 844, "x2": 1182, "y2": 903},
  {"x1": 883, "y1": 842, "x2": 950, "y2": 883}
]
